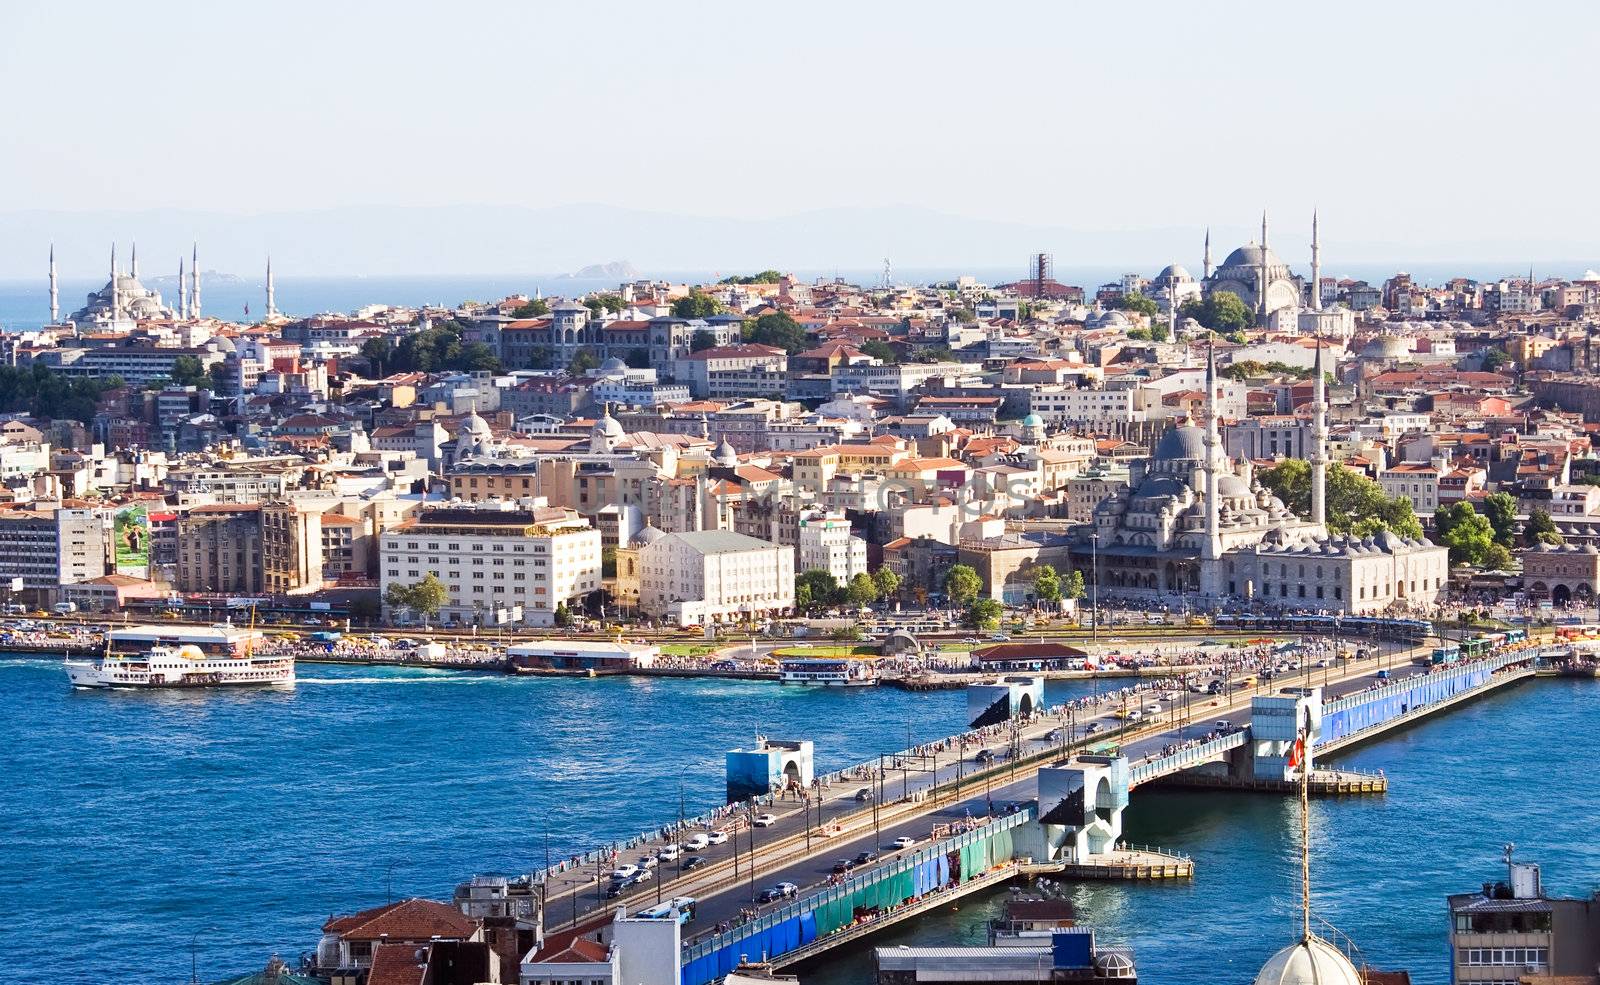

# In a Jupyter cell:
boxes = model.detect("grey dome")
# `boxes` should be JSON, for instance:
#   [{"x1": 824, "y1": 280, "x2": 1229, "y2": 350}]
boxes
[
  {"x1": 632, "y1": 524, "x2": 666, "y2": 547},
  {"x1": 1155, "y1": 263, "x2": 1194, "y2": 284},
  {"x1": 1218, "y1": 474, "x2": 1251, "y2": 498},
  {"x1": 1253, "y1": 936, "x2": 1362, "y2": 985},
  {"x1": 713, "y1": 438, "x2": 738, "y2": 466},
  {"x1": 597, "y1": 356, "x2": 628, "y2": 376},
  {"x1": 1221, "y1": 243, "x2": 1288, "y2": 270},
  {"x1": 1153, "y1": 425, "x2": 1207, "y2": 462}
]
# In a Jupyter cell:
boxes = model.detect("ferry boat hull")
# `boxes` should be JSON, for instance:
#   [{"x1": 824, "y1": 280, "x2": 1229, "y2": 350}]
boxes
[
  {"x1": 65, "y1": 662, "x2": 296, "y2": 689},
  {"x1": 64, "y1": 623, "x2": 292, "y2": 690}
]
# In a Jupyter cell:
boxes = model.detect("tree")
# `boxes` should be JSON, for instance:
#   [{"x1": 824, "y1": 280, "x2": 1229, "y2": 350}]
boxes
[
  {"x1": 385, "y1": 573, "x2": 449, "y2": 626},
  {"x1": 584, "y1": 293, "x2": 627, "y2": 316},
  {"x1": 1032, "y1": 564, "x2": 1062, "y2": 607},
  {"x1": 845, "y1": 572, "x2": 879, "y2": 607},
  {"x1": 361, "y1": 336, "x2": 394, "y2": 374},
  {"x1": 1525, "y1": 508, "x2": 1562, "y2": 546},
  {"x1": 1063, "y1": 569, "x2": 1086, "y2": 602},
  {"x1": 746, "y1": 311, "x2": 808, "y2": 354},
  {"x1": 861, "y1": 339, "x2": 897, "y2": 363},
  {"x1": 525, "y1": 345, "x2": 556, "y2": 370},
  {"x1": 568, "y1": 347, "x2": 600, "y2": 374},
  {"x1": 624, "y1": 348, "x2": 651, "y2": 369},
  {"x1": 1179, "y1": 291, "x2": 1252, "y2": 332},
  {"x1": 169, "y1": 355, "x2": 208, "y2": 388},
  {"x1": 966, "y1": 598, "x2": 1003, "y2": 630},
  {"x1": 1481, "y1": 492, "x2": 1519, "y2": 547},
  {"x1": 672, "y1": 292, "x2": 723, "y2": 319},
  {"x1": 943, "y1": 564, "x2": 982, "y2": 607},
  {"x1": 911, "y1": 345, "x2": 958, "y2": 363},
  {"x1": 690, "y1": 329, "x2": 718, "y2": 352},
  {"x1": 1483, "y1": 543, "x2": 1515, "y2": 571},
  {"x1": 948, "y1": 307, "x2": 976, "y2": 323},
  {"x1": 1257, "y1": 460, "x2": 1423, "y2": 539},
  {"x1": 1481, "y1": 347, "x2": 1510, "y2": 373},
  {"x1": 456, "y1": 341, "x2": 504, "y2": 373},
  {"x1": 796, "y1": 569, "x2": 841, "y2": 614},
  {"x1": 871, "y1": 566, "x2": 901, "y2": 601},
  {"x1": 208, "y1": 361, "x2": 232, "y2": 389},
  {"x1": 719, "y1": 270, "x2": 783, "y2": 285},
  {"x1": 1125, "y1": 327, "x2": 1151, "y2": 341},
  {"x1": 601, "y1": 547, "x2": 617, "y2": 579},
  {"x1": 512, "y1": 299, "x2": 550, "y2": 318},
  {"x1": 1148, "y1": 322, "x2": 1170, "y2": 343},
  {"x1": 554, "y1": 603, "x2": 573, "y2": 627},
  {"x1": 1434, "y1": 503, "x2": 1496, "y2": 566},
  {"x1": 1116, "y1": 293, "x2": 1159, "y2": 317}
]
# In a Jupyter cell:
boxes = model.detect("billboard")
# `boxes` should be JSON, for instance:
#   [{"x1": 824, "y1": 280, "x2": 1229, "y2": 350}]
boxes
[{"x1": 114, "y1": 505, "x2": 151, "y2": 578}]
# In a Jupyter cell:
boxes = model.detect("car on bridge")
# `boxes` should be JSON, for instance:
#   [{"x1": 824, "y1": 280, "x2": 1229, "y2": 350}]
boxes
[
  {"x1": 657, "y1": 844, "x2": 681, "y2": 861},
  {"x1": 831, "y1": 858, "x2": 854, "y2": 874},
  {"x1": 892, "y1": 836, "x2": 917, "y2": 850},
  {"x1": 853, "y1": 850, "x2": 877, "y2": 866},
  {"x1": 610, "y1": 865, "x2": 639, "y2": 883},
  {"x1": 758, "y1": 882, "x2": 799, "y2": 903},
  {"x1": 753, "y1": 813, "x2": 777, "y2": 827},
  {"x1": 682, "y1": 855, "x2": 708, "y2": 871},
  {"x1": 684, "y1": 833, "x2": 710, "y2": 851},
  {"x1": 707, "y1": 831, "x2": 729, "y2": 846}
]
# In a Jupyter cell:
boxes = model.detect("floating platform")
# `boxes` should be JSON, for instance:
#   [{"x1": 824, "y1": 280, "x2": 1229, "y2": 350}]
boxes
[
  {"x1": 1048, "y1": 847, "x2": 1194, "y2": 881},
  {"x1": 1147, "y1": 766, "x2": 1387, "y2": 796}
]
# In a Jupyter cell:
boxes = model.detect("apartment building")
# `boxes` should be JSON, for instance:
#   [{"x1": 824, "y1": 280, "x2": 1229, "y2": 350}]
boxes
[
  {"x1": 380, "y1": 503, "x2": 602, "y2": 627},
  {"x1": 797, "y1": 511, "x2": 867, "y2": 583},
  {"x1": 176, "y1": 504, "x2": 264, "y2": 594},
  {"x1": 0, "y1": 507, "x2": 115, "y2": 596},
  {"x1": 637, "y1": 530, "x2": 794, "y2": 626}
]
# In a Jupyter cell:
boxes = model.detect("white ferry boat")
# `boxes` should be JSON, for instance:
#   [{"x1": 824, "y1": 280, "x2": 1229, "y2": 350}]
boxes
[
  {"x1": 777, "y1": 657, "x2": 876, "y2": 687},
  {"x1": 65, "y1": 624, "x2": 292, "y2": 690}
]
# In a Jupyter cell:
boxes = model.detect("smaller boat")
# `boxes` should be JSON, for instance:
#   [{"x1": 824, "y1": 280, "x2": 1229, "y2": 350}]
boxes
[{"x1": 778, "y1": 658, "x2": 876, "y2": 686}]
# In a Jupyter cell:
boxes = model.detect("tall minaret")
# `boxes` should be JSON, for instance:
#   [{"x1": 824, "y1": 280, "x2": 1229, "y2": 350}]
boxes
[
  {"x1": 265, "y1": 256, "x2": 277, "y2": 320},
  {"x1": 1257, "y1": 210, "x2": 1270, "y2": 321},
  {"x1": 190, "y1": 242, "x2": 201, "y2": 319},
  {"x1": 1310, "y1": 211, "x2": 1322, "y2": 312},
  {"x1": 1310, "y1": 332, "x2": 1329, "y2": 529},
  {"x1": 130, "y1": 241, "x2": 139, "y2": 280},
  {"x1": 178, "y1": 257, "x2": 187, "y2": 319},
  {"x1": 48, "y1": 245, "x2": 58, "y2": 324},
  {"x1": 1202, "y1": 227, "x2": 1213, "y2": 280},
  {"x1": 110, "y1": 243, "x2": 121, "y2": 320}
]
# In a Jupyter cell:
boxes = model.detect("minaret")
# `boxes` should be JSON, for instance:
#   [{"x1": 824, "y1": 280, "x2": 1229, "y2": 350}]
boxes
[
  {"x1": 109, "y1": 243, "x2": 121, "y2": 320},
  {"x1": 1202, "y1": 227, "x2": 1213, "y2": 280},
  {"x1": 1257, "y1": 210, "x2": 1270, "y2": 322},
  {"x1": 178, "y1": 257, "x2": 187, "y2": 319},
  {"x1": 130, "y1": 241, "x2": 139, "y2": 280},
  {"x1": 265, "y1": 256, "x2": 277, "y2": 320},
  {"x1": 1310, "y1": 333, "x2": 1329, "y2": 529},
  {"x1": 1310, "y1": 211, "x2": 1322, "y2": 312},
  {"x1": 190, "y1": 243, "x2": 201, "y2": 319},
  {"x1": 48, "y1": 245, "x2": 58, "y2": 324}
]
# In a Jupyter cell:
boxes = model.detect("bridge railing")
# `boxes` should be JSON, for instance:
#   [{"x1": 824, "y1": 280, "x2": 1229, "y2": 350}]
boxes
[
  {"x1": 1128, "y1": 730, "x2": 1248, "y2": 787},
  {"x1": 1322, "y1": 647, "x2": 1540, "y2": 715},
  {"x1": 680, "y1": 807, "x2": 1035, "y2": 970}
]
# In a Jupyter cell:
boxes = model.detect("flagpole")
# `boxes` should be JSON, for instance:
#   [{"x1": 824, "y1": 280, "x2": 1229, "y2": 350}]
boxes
[{"x1": 1300, "y1": 705, "x2": 1312, "y2": 942}]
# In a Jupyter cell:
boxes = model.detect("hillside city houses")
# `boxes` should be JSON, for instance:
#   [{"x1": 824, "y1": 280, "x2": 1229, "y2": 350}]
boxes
[{"x1": 13, "y1": 223, "x2": 1600, "y2": 626}]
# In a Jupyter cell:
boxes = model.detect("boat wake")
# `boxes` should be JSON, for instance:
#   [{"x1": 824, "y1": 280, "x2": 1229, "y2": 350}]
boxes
[{"x1": 295, "y1": 674, "x2": 496, "y2": 686}]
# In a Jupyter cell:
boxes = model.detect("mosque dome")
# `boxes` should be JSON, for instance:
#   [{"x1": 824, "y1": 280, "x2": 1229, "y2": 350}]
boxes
[
  {"x1": 597, "y1": 356, "x2": 629, "y2": 377},
  {"x1": 460, "y1": 413, "x2": 492, "y2": 439},
  {"x1": 1221, "y1": 243, "x2": 1289, "y2": 272},
  {"x1": 1253, "y1": 936, "x2": 1363, "y2": 985},
  {"x1": 1022, "y1": 412, "x2": 1044, "y2": 428},
  {"x1": 1218, "y1": 474, "x2": 1252, "y2": 499},
  {"x1": 631, "y1": 524, "x2": 666, "y2": 548},
  {"x1": 593, "y1": 410, "x2": 625, "y2": 439},
  {"x1": 713, "y1": 438, "x2": 738, "y2": 466},
  {"x1": 1154, "y1": 263, "x2": 1194, "y2": 284},
  {"x1": 1153, "y1": 425, "x2": 1208, "y2": 463}
]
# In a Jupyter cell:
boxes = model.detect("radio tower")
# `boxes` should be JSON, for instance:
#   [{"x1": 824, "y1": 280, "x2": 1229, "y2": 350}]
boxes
[{"x1": 882, "y1": 257, "x2": 892, "y2": 289}]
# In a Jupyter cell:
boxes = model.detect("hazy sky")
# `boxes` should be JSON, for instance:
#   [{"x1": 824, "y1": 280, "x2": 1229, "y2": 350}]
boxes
[{"x1": 4, "y1": 0, "x2": 1599, "y2": 264}]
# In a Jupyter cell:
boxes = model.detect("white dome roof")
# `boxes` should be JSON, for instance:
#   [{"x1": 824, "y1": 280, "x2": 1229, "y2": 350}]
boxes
[
  {"x1": 713, "y1": 438, "x2": 738, "y2": 466},
  {"x1": 594, "y1": 411, "x2": 625, "y2": 439},
  {"x1": 1254, "y1": 936, "x2": 1362, "y2": 985},
  {"x1": 460, "y1": 413, "x2": 492, "y2": 437}
]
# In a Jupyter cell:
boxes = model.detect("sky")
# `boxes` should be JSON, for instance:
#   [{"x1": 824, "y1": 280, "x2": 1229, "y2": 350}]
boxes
[{"x1": 3, "y1": 0, "x2": 1600, "y2": 276}]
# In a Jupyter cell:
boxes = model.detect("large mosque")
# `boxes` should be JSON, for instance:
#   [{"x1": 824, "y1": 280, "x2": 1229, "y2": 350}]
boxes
[{"x1": 1069, "y1": 339, "x2": 1449, "y2": 613}]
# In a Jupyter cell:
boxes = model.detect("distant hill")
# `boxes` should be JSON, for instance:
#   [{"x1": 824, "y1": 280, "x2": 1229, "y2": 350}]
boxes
[{"x1": 558, "y1": 260, "x2": 639, "y2": 280}]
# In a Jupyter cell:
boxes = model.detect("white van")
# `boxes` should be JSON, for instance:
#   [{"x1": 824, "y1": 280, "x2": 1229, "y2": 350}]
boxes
[
  {"x1": 1143, "y1": 702, "x2": 1161, "y2": 715},
  {"x1": 684, "y1": 833, "x2": 710, "y2": 851}
]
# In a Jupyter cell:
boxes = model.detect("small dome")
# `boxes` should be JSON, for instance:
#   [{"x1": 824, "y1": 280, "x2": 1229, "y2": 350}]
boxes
[
  {"x1": 1154, "y1": 263, "x2": 1193, "y2": 284},
  {"x1": 460, "y1": 413, "x2": 492, "y2": 438},
  {"x1": 593, "y1": 410, "x2": 625, "y2": 439},
  {"x1": 597, "y1": 356, "x2": 628, "y2": 376},
  {"x1": 1360, "y1": 336, "x2": 1410, "y2": 359},
  {"x1": 1022, "y1": 412, "x2": 1044, "y2": 428},
  {"x1": 1218, "y1": 474, "x2": 1251, "y2": 499},
  {"x1": 632, "y1": 523, "x2": 665, "y2": 547},
  {"x1": 1254, "y1": 936, "x2": 1362, "y2": 985},
  {"x1": 1094, "y1": 951, "x2": 1136, "y2": 979},
  {"x1": 713, "y1": 438, "x2": 738, "y2": 466}
]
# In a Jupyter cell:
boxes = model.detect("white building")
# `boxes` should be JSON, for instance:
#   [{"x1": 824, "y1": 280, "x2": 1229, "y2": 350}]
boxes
[
  {"x1": 637, "y1": 529, "x2": 795, "y2": 626},
  {"x1": 797, "y1": 511, "x2": 867, "y2": 583},
  {"x1": 380, "y1": 502, "x2": 601, "y2": 627}
]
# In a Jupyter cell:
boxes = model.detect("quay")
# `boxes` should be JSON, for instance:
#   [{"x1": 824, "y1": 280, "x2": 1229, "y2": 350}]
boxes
[{"x1": 509, "y1": 639, "x2": 1553, "y2": 985}]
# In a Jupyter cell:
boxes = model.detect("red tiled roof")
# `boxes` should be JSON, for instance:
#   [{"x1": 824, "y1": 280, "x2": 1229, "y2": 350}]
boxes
[
  {"x1": 366, "y1": 943, "x2": 428, "y2": 985},
  {"x1": 321, "y1": 898, "x2": 476, "y2": 942}
]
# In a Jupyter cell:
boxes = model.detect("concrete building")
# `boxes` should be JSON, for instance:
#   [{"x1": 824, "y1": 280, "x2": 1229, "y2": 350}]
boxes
[
  {"x1": 1518, "y1": 542, "x2": 1600, "y2": 605},
  {"x1": 380, "y1": 502, "x2": 602, "y2": 627},
  {"x1": 0, "y1": 506, "x2": 115, "y2": 596},
  {"x1": 261, "y1": 501, "x2": 324, "y2": 595},
  {"x1": 797, "y1": 510, "x2": 867, "y2": 583},
  {"x1": 637, "y1": 529, "x2": 795, "y2": 626},
  {"x1": 176, "y1": 504, "x2": 264, "y2": 594},
  {"x1": 1448, "y1": 849, "x2": 1600, "y2": 983}
]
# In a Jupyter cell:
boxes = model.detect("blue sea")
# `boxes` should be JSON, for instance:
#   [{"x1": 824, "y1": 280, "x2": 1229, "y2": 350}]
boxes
[{"x1": 2, "y1": 657, "x2": 1596, "y2": 984}]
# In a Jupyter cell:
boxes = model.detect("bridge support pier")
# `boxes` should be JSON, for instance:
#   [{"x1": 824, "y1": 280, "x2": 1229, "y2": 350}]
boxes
[
  {"x1": 1248, "y1": 686, "x2": 1322, "y2": 781},
  {"x1": 1037, "y1": 755, "x2": 1129, "y2": 863},
  {"x1": 725, "y1": 737, "x2": 813, "y2": 803}
]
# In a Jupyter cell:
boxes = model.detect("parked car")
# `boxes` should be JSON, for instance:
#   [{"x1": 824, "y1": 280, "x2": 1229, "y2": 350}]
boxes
[
  {"x1": 891, "y1": 836, "x2": 917, "y2": 850},
  {"x1": 852, "y1": 851, "x2": 877, "y2": 866},
  {"x1": 657, "y1": 844, "x2": 681, "y2": 861},
  {"x1": 610, "y1": 865, "x2": 639, "y2": 883},
  {"x1": 637, "y1": 855, "x2": 658, "y2": 870},
  {"x1": 684, "y1": 833, "x2": 710, "y2": 851},
  {"x1": 752, "y1": 813, "x2": 777, "y2": 827}
]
